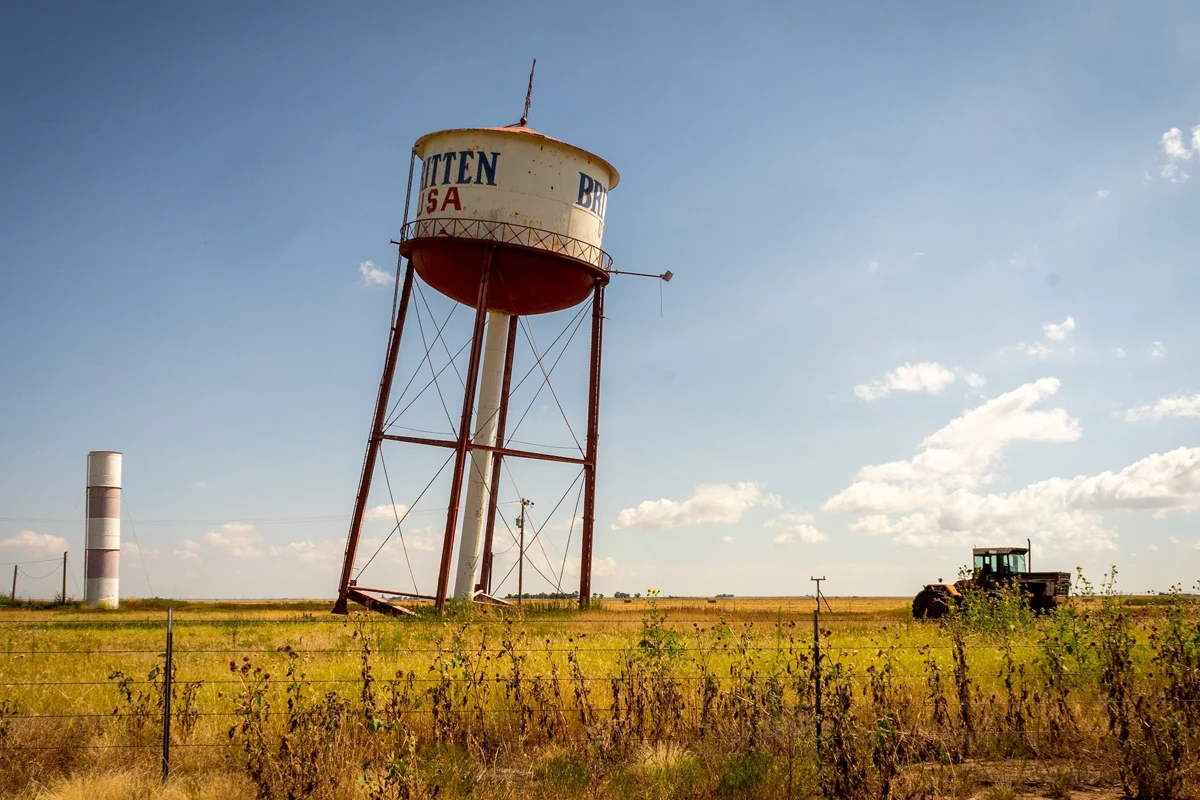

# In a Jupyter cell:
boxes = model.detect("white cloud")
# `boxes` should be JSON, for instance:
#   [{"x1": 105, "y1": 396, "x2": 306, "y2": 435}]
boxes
[
  {"x1": 359, "y1": 526, "x2": 437, "y2": 558},
  {"x1": 269, "y1": 539, "x2": 343, "y2": 564},
  {"x1": 848, "y1": 515, "x2": 894, "y2": 535},
  {"x1": 911, "y1": 252, "x2": 925, "y2": 259},
  {"x1": 0, "y1": 530, "x2": 69, "y2": 557},
  {"x1": 401, "y1": 526, "x2": 438, "y2": 552},
  {"x1": 828, "y1": 378, "x2": 1200, "y2": 551},
  {"x1": 1156, "y1": 127, "x2": 1194, "y2": 182},
  {"x1": 1162, "y1": 127, "x2": 1193, "y2": 160},
  {"x1": 593, "y1": 556, "x2": 619, "y2": 577},
  {"x1": 825, "y1": 379, "x2": 1116, "y2": 549},
  {"x1": 174, "y1": 539, "x2": 201, "y2": 560},
  {"x1": 1147, "y1": 544, "x2": 1158, "y2": 552},
  {"x1": 887, "y1": 363, "x2": 957, "y2": 393},
  {"x1": 721, "y1": 535, "x2": 737, "y2": 543},
  {"x1": 765, "y1": 513, "x2": 828, "y2": 545},
  {"x1": 359, "y1": 260, "x2": 393, "y2": 286},
  {"x1": 1170, "y1": 536, "x2": 1182, "y2": 545},
  {"x1": 1151, "y1": 341, "x2": 1167, "y2": 359},
  {"x1": 866, "y1": 260, "x2": 879, "y2": 274},
  {"x1": 558, "y1": 554, "x2": 625, "y2": 580},
  {"x1": 855, "y1": 362, "x2": 984, "y2": 401},
  {"x1": 551, "y1": 515, "x2": 586, "y2": 532},
  {"x1": 613, "y1": 482, "x2": 780, "y2": 530},
  {"x1": 364, "y1": 503, "x2": 409, "y2": 521},
  {"x1": 1096, "y1": 190, "x2": 1110, "y2": 200},
  {"x1": 193, "y1": 481, "x2": 207, "y2": 489},
  {"x1": 202, "y1": 523, "x2": 263, "y2": 558},
  {"x1": 1125, "y1": 394, "x2": 1200, "y2": 422},
  {"x1": 123, "y1": 542, "x2": 159, "y2": 559},
  {"x1": 1113, "y1": 348, "x2": 1126, "y2": 358},
  {"x1": 961, "y1": 371, "x2": 987, "y2": 389},
  {"x1": 1001, "y1": 315, "x2": 1075, "y2": 359},
  {"x1": 1161, "y1": 163, "x2": 1191, "y2": 183},
  {"x1": 1067, "y1": 447, "x2": 1200, "y2": 517},
  {"x1": 839, "y1": 378, "x2": 1079, "y2": 493},
  {"x1": 1043, "y1": 316, "x2": 1076, "y2": 341}
]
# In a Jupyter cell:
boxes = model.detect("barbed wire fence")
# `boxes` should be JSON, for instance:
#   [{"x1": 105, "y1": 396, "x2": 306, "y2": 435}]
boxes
[{"x1": 0, "y1": 605, "x2": 1176, "y2": 791}]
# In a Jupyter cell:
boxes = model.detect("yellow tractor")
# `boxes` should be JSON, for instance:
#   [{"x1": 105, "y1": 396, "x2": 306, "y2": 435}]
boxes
[{"x1": 912, "y1": 544, "x2": 1071, "y2": 620}]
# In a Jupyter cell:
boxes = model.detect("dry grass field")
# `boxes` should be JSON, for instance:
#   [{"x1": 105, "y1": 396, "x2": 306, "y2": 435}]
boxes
[{"x1": 0, "y1": 585, "x2": 1195, "y2": 799}]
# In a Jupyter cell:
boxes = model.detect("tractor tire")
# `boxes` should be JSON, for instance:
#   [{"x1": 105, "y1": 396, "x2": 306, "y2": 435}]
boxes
[
  {"x1": 1031, "y1": 594, "x2": 1059, "y2": 616},
  {"x1": 912, "y1": 588, "x2": 950, "y2": 620}
]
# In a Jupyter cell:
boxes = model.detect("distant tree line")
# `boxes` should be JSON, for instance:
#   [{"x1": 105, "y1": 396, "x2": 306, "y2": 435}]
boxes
[{"x1": 502, "y1": 591, "x2": 579, "y2": 601}]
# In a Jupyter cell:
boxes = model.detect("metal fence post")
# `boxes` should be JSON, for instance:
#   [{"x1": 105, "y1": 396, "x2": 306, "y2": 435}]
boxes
[
  {"x1": 813, "y1": 607, "x2": 822, "y2": 760},
  {"x1": 162, "y1": 607, "x2": 174, "y2": 783}
]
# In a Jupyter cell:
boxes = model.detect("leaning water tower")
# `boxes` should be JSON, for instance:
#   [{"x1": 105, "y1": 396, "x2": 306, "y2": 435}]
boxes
[{"x1": 333, "y1": 65, "x2": 647, "y2": 616}]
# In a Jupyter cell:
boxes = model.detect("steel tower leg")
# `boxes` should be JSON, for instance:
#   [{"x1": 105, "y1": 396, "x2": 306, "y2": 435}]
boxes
[
  {"x1": 333, "y1": 260, "x2": 416, "y2": 615},
  {"x1": 579, "y1": 283, "x2": 605, "y2": 608},
  {"x1": 435, "y1": 250, "x2": 494, "y2": 612}
]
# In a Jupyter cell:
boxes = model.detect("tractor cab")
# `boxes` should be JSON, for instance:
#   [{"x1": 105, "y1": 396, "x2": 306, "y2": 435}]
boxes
[{"x1": 972, "y1": 546, "x2": 1027, "y2": 580}]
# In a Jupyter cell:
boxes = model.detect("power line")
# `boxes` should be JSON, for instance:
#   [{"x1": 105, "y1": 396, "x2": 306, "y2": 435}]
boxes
[
  {"x1": 66, "y1": 560, "x2": 81, "y2": 596},
  {"x1": 354, "y1": 451, "x2": 456, "y2": 579},
  {"x1": 123, "y1": 496, "x2": 155, "y2": 598},
  {"x1": 0, "y1": 508, "x2": 471, "y2": 526},
  {"x1": 16, "y1": 564, "x2": 60, "y2": 581}
]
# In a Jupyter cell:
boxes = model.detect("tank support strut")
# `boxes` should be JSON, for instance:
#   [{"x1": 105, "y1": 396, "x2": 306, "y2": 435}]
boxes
[
  {"x1": 578, "y1": 281, "x2": 605, "y2": 609},
  {"x1": 333, "y1": 259, "x2": 416, "y2": 616}
]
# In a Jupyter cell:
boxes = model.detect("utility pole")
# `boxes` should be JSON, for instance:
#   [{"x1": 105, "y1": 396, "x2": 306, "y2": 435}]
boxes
[
  {"x1": 810, "y1": 575, "x2": 831, "y2": 613},
  {"x1": 11, "y1": 565, "x2": 16, "y2": 601},
  {"x1": 62, "y1": 552, "x2": 68, "y2": 603},
  {"x1": 517, "y1": 498, "x2": 533, "y2": 605},
  {"x1": 162, "y1": 607, "x2": 174, "y2": 782},
  {"x1": 810, "y1": 576, "x2": 828, "y2": 759}
]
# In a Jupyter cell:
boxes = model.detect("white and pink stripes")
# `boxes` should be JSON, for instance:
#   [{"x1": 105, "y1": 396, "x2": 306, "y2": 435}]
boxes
[{"x1": 85, "y1": 451, "x2": 121, "y2": 608}]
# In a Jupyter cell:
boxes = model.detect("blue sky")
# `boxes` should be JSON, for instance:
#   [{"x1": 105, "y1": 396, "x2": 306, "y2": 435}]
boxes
[{"x1": 3, "y1": 1, "x2": 1200, "y2": 601}]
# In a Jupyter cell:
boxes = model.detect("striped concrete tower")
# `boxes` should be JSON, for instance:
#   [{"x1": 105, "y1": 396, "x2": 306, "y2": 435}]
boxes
[{"x1": 85, "y1": 451, "x2": 121, "y2": 608}]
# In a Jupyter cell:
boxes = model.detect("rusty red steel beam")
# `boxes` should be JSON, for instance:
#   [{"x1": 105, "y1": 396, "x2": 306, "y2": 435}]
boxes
[
  {"x1": 379, "y1": 434, "x2": 588, "y2": 466},
  {"x1": 349, "y1": 585, "x2": 436, "y2": 600},
  {"x1": 333, "y1": 260, "x2": 416, "y2": 616},
  {"x1": 579, "y1": 283, "x2": 605, "y2": 609},
  {"x1": 378, "y1": 433, "x2": 455, "y2": 449},
  {"x1": 346, "y1": 588, "x2": 417, "y2": 617}
]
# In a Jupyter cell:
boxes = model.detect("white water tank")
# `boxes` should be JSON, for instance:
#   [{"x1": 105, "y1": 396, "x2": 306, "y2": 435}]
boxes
[{"x1": 85, "y1": 451, "x2": 121, "y2": 608}]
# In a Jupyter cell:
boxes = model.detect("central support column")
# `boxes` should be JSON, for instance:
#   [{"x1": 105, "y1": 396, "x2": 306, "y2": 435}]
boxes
[
  {"x1": 454, "y1": 310, "x2": 511, "y2": 601},
  {"x1": 435, "y1": 250, "x2": 494, "y2": 612}
]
